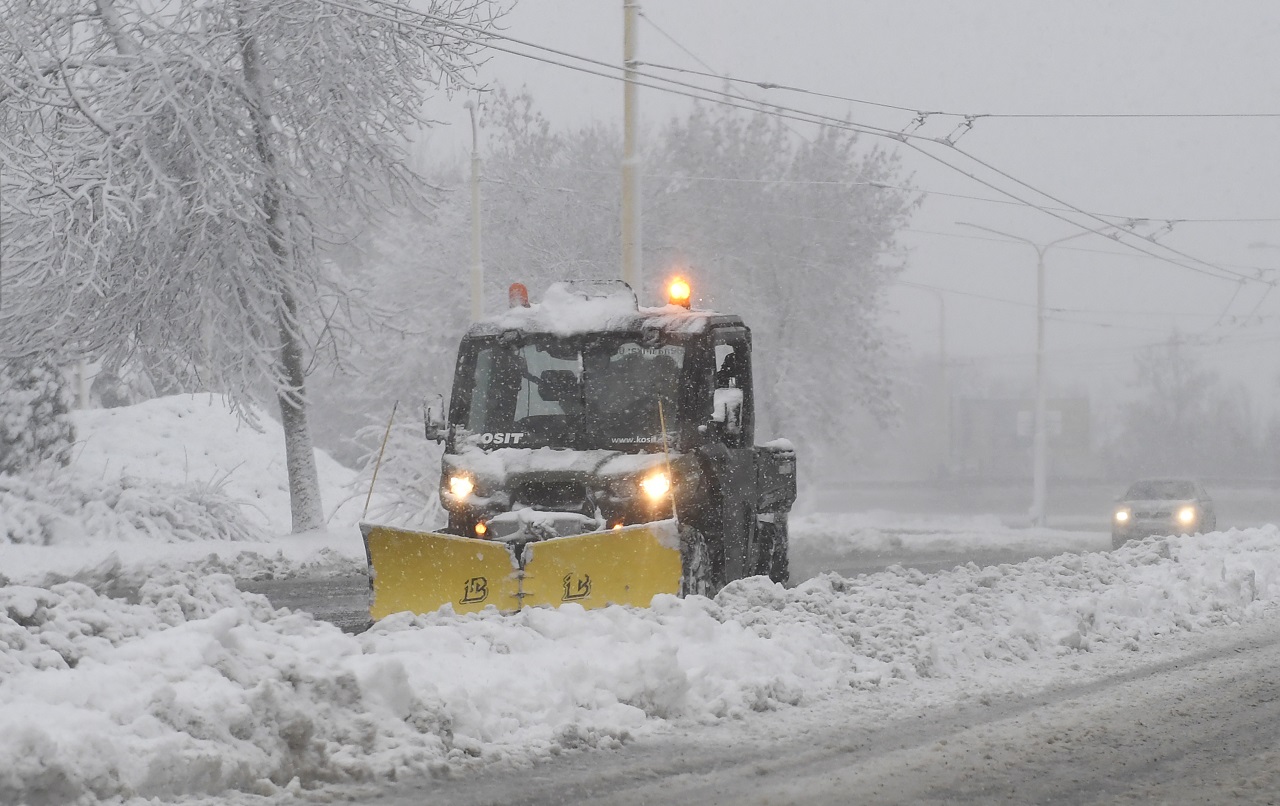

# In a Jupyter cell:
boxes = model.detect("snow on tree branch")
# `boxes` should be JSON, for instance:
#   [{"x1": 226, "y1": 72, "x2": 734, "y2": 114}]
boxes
[{"x1": 0, "y1": 0, "x2": 506, "y2": 531}]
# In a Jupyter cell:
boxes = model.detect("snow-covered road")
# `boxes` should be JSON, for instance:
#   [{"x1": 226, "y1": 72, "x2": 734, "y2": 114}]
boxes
[
  {"x1": 366, "y1": 609, "x2": 1280, "y2": 806},
  {"x1": 240, "y1": 511, "x2": 1113, "y2": 633}
]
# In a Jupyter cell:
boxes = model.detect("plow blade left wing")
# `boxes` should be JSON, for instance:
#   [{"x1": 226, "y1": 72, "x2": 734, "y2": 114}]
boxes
[{"x1": 362, "y1": 524, "x2": 521, "y2": 619}]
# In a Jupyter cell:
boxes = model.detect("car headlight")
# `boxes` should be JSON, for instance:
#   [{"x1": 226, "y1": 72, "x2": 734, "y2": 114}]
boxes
[
  {"x1": 639, "y1": 471, "x2": 672, "y2": 501},
  {"x1": 1177, "y1": 506, "x2": 1197, "y2": 525},
  {"x1": 1114, "y1": 508, "x2": 1130, "y2": 524},
  {"x1": 449, "y1": 475, "x2": 475, "y2": 500}
]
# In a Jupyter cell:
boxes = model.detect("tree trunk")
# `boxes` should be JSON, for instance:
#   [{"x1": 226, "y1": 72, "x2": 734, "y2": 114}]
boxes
[
  {"x1": 239, "y1": 2, "x2": 323, "y2": 532},
  {"x1": 276, "y1": 295, "x2": 324, "y2": 532}
]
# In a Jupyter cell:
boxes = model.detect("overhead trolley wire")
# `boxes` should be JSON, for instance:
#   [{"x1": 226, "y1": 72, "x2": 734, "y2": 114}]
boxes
[
  {"x1": 633, "y1": 9, "x2": 1278, "y2": 292},
  {"x1": 635, "y1": 61, "x2": 1280, "y2": 122},
  {"x1": 635, "y1": 9, "x2": 1270, "y2": 286},
  {"x1": 550, "y1": 156, "x2": 1280, "y2": 227},
  {"x1": 633, "y1": 10, "x2": 1279, "y2": 344},
  {"x1": 904, "y1": 226, "x2": 1276, "y2": 275},
  {"x1": 704, "y1": 245, "x2": 1246, "y2": 324},
  {"x1": 938, "y1": 139, "x2": 1264, "y2": 283},
  {"x1": 324, "y1": 0, "x2": 1266, "y2": 288}
]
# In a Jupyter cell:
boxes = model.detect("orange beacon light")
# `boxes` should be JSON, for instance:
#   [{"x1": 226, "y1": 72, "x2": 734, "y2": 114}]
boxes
[{"x1": 668, "y1": 277, "x2": 692, "y2": 308}]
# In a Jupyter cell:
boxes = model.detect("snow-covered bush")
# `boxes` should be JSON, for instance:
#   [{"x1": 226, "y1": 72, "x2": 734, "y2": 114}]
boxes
[
  {"x1": 0, "y1": 357, "x2": 76, "y2": 476},
  {"x1": 0, "y1": 471, "x2": 266, "y2": 545}
]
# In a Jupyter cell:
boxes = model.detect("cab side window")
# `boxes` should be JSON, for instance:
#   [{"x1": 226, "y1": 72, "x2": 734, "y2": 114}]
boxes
[
  {"x1": 715, "y1": 344, "x2": 744, "y2": 389},
  {"x1": 711, "y1": 330, "x2": 752, "y2": 447}
]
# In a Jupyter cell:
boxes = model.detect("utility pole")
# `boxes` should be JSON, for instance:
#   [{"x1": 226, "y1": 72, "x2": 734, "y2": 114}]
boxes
[
  {"x1": 466, "y1": 100, "x2": 483, "y2": 321},
  {"x1": 958, "y1": 222, "x2": 1094, "y2": 527},
  {"x1": 620, "y1": 0, "x2": 642, "y2": 290},
  {"x1": 935, "y1": 290, "x2": 948, "y2": 477},
  {"x1": 907, "y1": 285, "x2": 949, "y2": 476}
]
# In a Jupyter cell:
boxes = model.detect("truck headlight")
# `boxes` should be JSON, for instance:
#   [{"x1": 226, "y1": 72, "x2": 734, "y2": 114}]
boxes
[
  {"x1": 449, "y1": 475, "x2": 475, "y2": 500},
  {"x1": 1114, "y1": 508, "x2": 1130, "y2": 524},
  {"x1": 640, "y1": 471, "x2": 671, "y2": 501},
  {"x1": 1177, "y1": 506, "x2": 1197, "y2": 525}
]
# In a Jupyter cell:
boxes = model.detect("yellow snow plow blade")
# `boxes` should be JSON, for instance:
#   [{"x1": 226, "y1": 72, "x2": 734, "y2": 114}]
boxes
[
  {"x1": 522, "y1": 524, "x2": 682, "y2": 610},
  {"x1": 362, "y1": 524, "x2": 520, "y2": 619},
  {"x1": 361, "y1": 521, "x2": 682, "y2": 619}
]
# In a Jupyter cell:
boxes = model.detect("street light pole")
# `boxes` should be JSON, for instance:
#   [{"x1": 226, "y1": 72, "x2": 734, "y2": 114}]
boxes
[
  {"x1": 620, "y1": 0, "x2": 642, "y2": 290},
  {"x1": 958, "y1": 222, "x2": 1095, "y2": 527},
  {"x1": 937, "y1": 292, "x2": 947, "y2": 475},
  {"x1": 905, "y1": 285, "x2": 949, "y2": 476},
  {"x1": 1033, "y1": 246, "x2": 1047, "y2": 526}
]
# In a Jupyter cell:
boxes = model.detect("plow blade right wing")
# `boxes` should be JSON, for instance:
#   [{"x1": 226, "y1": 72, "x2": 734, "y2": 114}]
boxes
[
  {"x1": 362, "y1": 524, "x2": 520, "y2": 619},
  {"x1": 520, "y1": 523, "x2": 682, "y2": 610}
]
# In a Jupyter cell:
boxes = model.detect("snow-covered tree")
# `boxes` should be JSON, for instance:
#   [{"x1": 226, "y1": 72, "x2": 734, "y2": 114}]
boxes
[
  {"x1": 469, "y1": 90, "x2": 917, "y2": 466},
  {"x1": 650, "y1": 104, "x2": 914, "y2": 450},
  {"x1": 305, "y1": 192, "x2": 470, "y2": 472},
  {"x1": 1106, "y1": 334, "x2": 1263, "y2": 478},
  {"x1": 0, "y1": 357, "x2": 76, "y2": 476},
  {"x1": 0, "y1": 0, "x2": 502, "y2": 531}
]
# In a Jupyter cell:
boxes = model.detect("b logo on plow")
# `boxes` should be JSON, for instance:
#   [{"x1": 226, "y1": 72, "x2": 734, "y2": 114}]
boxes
[
  {"x1": 562, "y1": 573, "x2": 592, "y2": 601},
  {"x1": 461, "y1": 576, "x2": 489, "y2": 604}
]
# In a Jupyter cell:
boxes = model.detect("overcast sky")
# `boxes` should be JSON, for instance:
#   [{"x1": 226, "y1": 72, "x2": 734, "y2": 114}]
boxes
[{"x1": 424, "y1": 1, "x2": 1280, "y2": 403}]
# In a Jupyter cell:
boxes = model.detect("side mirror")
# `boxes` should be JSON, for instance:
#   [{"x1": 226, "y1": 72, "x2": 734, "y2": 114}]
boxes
[
  {"x1": 711, "y1": 387, "x2": 744, "y2": 435},
  {"x1": 424, "y1": 394, "x2": 446, "y2": 443}
]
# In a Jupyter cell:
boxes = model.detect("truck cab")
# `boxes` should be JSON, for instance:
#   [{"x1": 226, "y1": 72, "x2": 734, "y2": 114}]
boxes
[{"x1": 428, "y1": 279, "x2": 796, "y2": 592}]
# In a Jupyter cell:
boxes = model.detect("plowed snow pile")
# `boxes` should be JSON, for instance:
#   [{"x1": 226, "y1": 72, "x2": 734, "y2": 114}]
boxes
[{"x1": 2, "y1": 528, "x2": 1279, "y2": 803}]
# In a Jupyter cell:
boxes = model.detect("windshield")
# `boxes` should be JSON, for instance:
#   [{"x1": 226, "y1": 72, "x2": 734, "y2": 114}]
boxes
[
  {"x1": 458, "y1": 337, "x2": 685, "y2": 450},
  {"x1": 1125, "y1": 479, "x2": 1196, "y2": 500}
]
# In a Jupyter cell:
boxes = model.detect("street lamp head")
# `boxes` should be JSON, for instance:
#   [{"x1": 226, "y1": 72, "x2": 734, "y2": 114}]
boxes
[
  {"x1": 956, "y1": 220, "x2": 1034, "y2": 246},
  {"x1": 956, "y1": 221, "x2": 1099, "y2": 251}
]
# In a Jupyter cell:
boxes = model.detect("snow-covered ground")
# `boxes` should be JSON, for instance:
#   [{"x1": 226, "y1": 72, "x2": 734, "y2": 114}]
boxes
[{"x1": 2, "y1": 396, "x2": 1278, "y2": 804}]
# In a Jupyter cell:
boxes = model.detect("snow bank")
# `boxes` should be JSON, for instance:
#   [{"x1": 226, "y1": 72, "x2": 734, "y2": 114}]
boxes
[
  {"x1": 67, "y1": 394, "x2": 360, "y2": 534},
  {"x1": 0, "y1": 471, "x2": 264, "y2": 546},
  {"x1": 2, "y1": 528, "x2": 1278, "y2": 803},
  {"x1": 3, "y1": 394, "x2": 362, "y2": 551}
]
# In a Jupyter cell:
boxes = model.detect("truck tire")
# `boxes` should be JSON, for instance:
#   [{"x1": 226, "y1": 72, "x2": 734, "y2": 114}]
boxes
[
  {"x1": 680, "y1": 524, "x2": 726, "y2": 598},
  {"x1": 757, "y1": 514, "x2": 790, "y2": 585}
]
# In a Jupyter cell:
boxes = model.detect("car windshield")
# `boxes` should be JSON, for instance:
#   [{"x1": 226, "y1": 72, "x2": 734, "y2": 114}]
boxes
[
  {"x1": 1125, "y1": 479, "x2": 1196, "y2": 500},
  {"x1": 459, "y1": 336, "x2": 685, "y2": 450}
]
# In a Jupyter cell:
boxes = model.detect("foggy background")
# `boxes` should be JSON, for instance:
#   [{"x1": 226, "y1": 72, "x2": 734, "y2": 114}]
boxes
[
  {"x1": 398, "y1": 1, "x2": 1280, "y2": 524},
  {"x1": 15, "y1": 0, "x2": 1280, "y2": 527}
]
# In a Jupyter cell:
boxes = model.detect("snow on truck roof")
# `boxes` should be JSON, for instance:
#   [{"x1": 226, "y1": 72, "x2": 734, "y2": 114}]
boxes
[{"x1": 466, "y1": 280, "x2": 738, "y2": 338}]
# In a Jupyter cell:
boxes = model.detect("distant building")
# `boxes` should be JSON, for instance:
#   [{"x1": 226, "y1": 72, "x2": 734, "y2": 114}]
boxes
[{"x1": 951, "y1": 396, "x2": 1099, "y2": 480}]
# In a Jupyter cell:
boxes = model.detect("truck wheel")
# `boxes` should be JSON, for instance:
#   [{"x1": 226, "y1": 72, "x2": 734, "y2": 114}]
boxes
[
  {"x1": 680, "y1": 525, "x2": 726, "y2": 598},
  {"x1": 757, "y1": 515, "x2": 790, "y2": 585}
]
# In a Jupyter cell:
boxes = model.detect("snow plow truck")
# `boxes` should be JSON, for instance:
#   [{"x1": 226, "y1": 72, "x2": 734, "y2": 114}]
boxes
[{"x1": 361, "y1": 278, "x2": 797, "y2": 618}]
